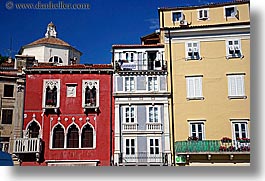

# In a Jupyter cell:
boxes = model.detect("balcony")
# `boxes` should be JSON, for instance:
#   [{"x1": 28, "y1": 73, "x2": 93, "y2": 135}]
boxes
[
  {"x1": 13, "y1": 138, "x2": 42, "y2": 154},
  {"x1": 114, "y1": 60, "x2": 167, "y2": 72},
  {"x1": 122, "y1": 123, "x2": 138, "y2": 131},
  {"x1": 119, "y1": 152, "x2": 169, "y2": 166},
  {"x1": 175, "y1": 140, "x2": 250, "y2": 154},
  {"x1": 146, "y1": 123, "x2": 162, "y2": 131}
]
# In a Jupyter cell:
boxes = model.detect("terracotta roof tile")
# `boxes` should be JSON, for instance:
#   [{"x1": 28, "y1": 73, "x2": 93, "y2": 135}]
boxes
[
  {"x1": 28, "y1": 64, "x2": 113, "y2": 70},
  {"x1": 27, "y1": 37, "x2": 71, "y2": 47}
]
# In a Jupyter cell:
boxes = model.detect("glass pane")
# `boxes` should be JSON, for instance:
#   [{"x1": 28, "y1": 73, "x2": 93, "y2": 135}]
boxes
[
  {"x1": 155, "y1": 147, "x2": 159, "y2": 154},
  {"x1": 150, "y1": 139, "x2": 153, "y2": 146},
  {"x1": 235, "y1": 124, "x2": 239, "y2": 131},
  {"x1": 229, "y1": 41, "x2": 233, "y2": 45},
  {"x1": 131, "y1": 139, "x2": 135, "y2": 146}
]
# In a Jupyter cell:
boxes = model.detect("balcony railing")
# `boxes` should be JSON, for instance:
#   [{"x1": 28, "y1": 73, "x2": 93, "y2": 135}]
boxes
[
  {"x1": 13, "y1": 138, "x2": 42, "y2": 154},
  {"x1": 119, "y1": 152, "x2": 168, "y2": 165},
  {"x1": 146, "y1": 123, "x2": 162, "y2": 131},
  {"x1": 114, "y1": 60, "x2": 167, "y2": 72},
  {"x1": 175, "y1": 140, "x2": 250, "y2": 153},
  {"x1": 122, "y1": 123, "x2": 138, "y2": 131}
]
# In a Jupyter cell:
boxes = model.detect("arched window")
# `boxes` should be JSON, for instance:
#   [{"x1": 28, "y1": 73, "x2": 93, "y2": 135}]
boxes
[
  {"x1": 49, "y1": 56, "x2": 63, "y2": 64},
  {"x1": 52, "y1": 124, "x2": 64, "y2": 148},
  {"x1": 81, "y1": 124, "x2": 93, "y2": 148},
  {"x1": 67, "y1": 125, "x2": 79, "y2": 148},
  {"x1": 28, "y1": 121, "x2": 40, "y2": 138}
]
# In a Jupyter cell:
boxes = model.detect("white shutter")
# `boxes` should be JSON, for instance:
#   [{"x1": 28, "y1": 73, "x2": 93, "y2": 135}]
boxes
[
  {"x1": 228, "y1": 75, "x2": 236, "y2": 96},
  {"x1": 195, "y1": 77, "x2": 202, "y2": 97},
  {"x1": 114, "y1": 52, "x2": 119, "y2": 61},
  {"x1": 228, "y1": 75, "x2": 245, "y2": 96},
  {"x1": 186, "y1": 77, "x2": 194, "y2": 98},
  {"x1": 236, "y1": 75, "x2": 244, "y2": 96}
]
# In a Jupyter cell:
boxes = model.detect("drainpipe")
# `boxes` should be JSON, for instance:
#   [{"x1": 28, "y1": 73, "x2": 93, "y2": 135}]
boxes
[
  {"x1": 168, "y1": 29, "x2": 176, "y2": 166},
  {"x1": 110, "y1": 70, "x2": 113, "y2": 166}
]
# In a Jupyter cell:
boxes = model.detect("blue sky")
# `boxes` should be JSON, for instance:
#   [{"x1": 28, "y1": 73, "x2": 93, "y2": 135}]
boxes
[{"x1": 0, "y1": 0, "x2": 233, "y2": 64}]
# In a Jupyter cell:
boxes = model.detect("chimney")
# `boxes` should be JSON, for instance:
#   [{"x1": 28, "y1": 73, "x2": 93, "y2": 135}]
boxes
[{"x1": 7, "y1": 57, "x2": 12, "y2": 63}]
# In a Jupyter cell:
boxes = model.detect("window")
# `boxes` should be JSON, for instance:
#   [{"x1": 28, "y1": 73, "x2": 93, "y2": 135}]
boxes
[
  {"x1": 27, "y1": 121, "x2": 40, "y2": 138},
  {"x1": 125, "y1": 138, "x2": 135, "y2": 155},
  {"x1": 3, "y1": 84, "x2": 14, "y2": 98},
  {"x1": 225, "y1": 6, "x2": 238, "y2": 18},
  {"x1": 125, "y1": 77, "x2": 135, "y2": 91},
  {"x1": 148, "y1": 106, "x2": 159, "y2": 123},
  {"x1": 0, "y1": 137, "x2": 10, "y2": 152},
  {"x1": 82, "y1": 80, "x2": 99, "y2": 108},
  {"x1": 81, "y1": 124, "x2": 93, "y2": 148},
  {"x1": 1, "y1": 109, "x2": 13, "y2": 124},
  {"x1": 124, "y1": 106, "x2": 135, "y2": 123},
  {"x1": 232, "y1": 121, "x2": 249, "y2": 140},
  {"x1": 226, "y1": 39, "x2": 242, "y2": 58},
  {"x1": 49, "y1": 56, "x2": 63, "y2": 64},
  {"x1": 125, "y1": 52, "x2": 134, "y2": 62},
  {"x1": 227, "y1": 74, "x2": 246, "y2": 98},
  {"x1": 67, "y1": 124, "x2": 79, "y2": 148},
  {"x1": 149, "y1": 138, "x2": 160, "y2": 155},
  {"x1": 186, "y1": 76, "x2": 203, "y2": 100},
  {"x1": 148, "y1": 77, "x2": 158, "y2": 91},
  {"x1": 172, "y1": 11, "x2": 183, "y2": 22},
  {"x1": 198, "y1": 9, "x2": 209, "y2": 20},
  {"x1": 52, "y1": 124, "x2": 65, "y2": 148},
  {"x1": 189, "y1": 122, "x2": 205, "y2": 140},
  {"x1": 43, "y1": 80, "x2": 60, "y2": 109},
  {"x1": 186, "y1": 42, "x2": 200, "y2": 60}
]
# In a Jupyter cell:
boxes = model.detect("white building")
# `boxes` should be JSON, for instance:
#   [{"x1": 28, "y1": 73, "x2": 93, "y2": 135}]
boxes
[
  {"x1": 18, "y1": 22, "x2": 82, "y2": 66},
  {"x1": 112, "y1": 33, "x2": 172, "y2": 166}
]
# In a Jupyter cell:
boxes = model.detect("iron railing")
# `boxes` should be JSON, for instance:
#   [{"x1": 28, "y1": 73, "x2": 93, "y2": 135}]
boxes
[
  {"x1": 175, "y1": 140, "x2": 250, "y2": 153},
  {"x1": 119, "y1": 152, "x2": 168, "y2": 165}
]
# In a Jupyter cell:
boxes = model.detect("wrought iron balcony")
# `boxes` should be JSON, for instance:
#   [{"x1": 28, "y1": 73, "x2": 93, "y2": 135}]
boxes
[
  {"x1": 13, "y1": 138, "x2": 42, "y2": 154},
  {"x1": 119, "y1": 152, "x2": 169, "y2": 165},
  {"x1": 175, "y1": 139, "x2": 250, "y2": 154}
]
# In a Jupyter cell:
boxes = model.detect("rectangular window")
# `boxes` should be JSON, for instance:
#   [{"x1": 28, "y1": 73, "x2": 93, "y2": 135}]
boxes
[
  {"x1": 82, "y1": 80, "x2": 99, "y2": 108},
  {"x1": 43, "y1": 80, "x2": 60, "y2": 109},
  {"x1": 0, "y1": 137, "x2": 10, "y2": 152},
  {"x1": 225, "y1": 6, "x2": 237, "y2": 17},
  {"x1": 227, "y1": 74, "x2": 246, "y2": 98},
  {"x1": 227, "y1": 39, "x2": 242, "y2": 58},
  {"x1": 186, "y1": 42, "x2": 200, "y2": 60},
  {"x1": 125, "y1": 138, "x2": 135, "y2": 155},
  {"x1": 148, "y1": 77, "x2": 158, "y2": 91},
  {"x1": 172, "y1": 12, "x2": 183, "y2": 22},
  {"x1": 198, "y1": 9, "x2": 209, "y2": 20},
  {"x1": 3, "y1": 84, "x2": 14, "y2": 98},
  {"x1": 1, "y1": 109, "x2": 13, "y2": 124},
  {"x1": 189, "y1": 122, "x2": 205, "y2": 140},
  {"x1": 148, "y1": 106, "x2": 159, "y2": 123},
  {"x1": 232, "y1": 121, "x2": 248, "y2": 140},
  {"x1": 125, "y1": 77, "x2": 135, "y2": 91},
  {"x1": 186, "y1": 76, "x2": 203, "y2": 99},
  {"x1": 149, "y1": 138, "x2": 159, "y2": 155},
  {"x1": 125, "y1": 107, "x2": 135, "y2": 123}
]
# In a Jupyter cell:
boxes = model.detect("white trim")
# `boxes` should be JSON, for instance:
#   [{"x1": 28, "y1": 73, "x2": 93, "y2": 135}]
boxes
[
  {"x1": 82, "y1": 80, "x2": 100, "y2": 108},
  {"x1": 188, "y1": 120, "x2": 206, "y2": 140},
  {"x1": 147, "y1": 137, "x2": 162, "y2": 163},
  {"x1": 185, "y1": 41, "x2": 201, "y2": 60},
  {"x1": 197, "y1": 8, "x2": 209, "y2": 20},
  {"x1": 124, "y1": 76, "x2": 135, "y2": 92},
  {"x1": 42, "y1": 79, "x2": 60, "y2": 110},
  {"x1": 123, "y1": 137, "x2": 138, "y2": 163},
  {"x1": 147, "y1": 76, "x2": 159, "y2": 92},
  {"x1": 224, "y1": 5, "x2": 238, "y2": 18},
  {"x1": 226, "y1": 39, "x2": 242, "y2": 59},
  {"x1": 50, "y1": 122, "x2": 66, "y2": 149},
  {"x1": 172, "y1": 10, "x2": 184, "y2": 22},
  {"x1": 230, "y1": 120, "x2": 249, "y2": 141},
  {"x1": 146, "y1": 105, "x2": 161, "y2": 123},
  {"x1": 80, "y1": 122, "x2": 96, "y2": 149},
  {"x1": 25, "y1": 117, "x2": 42, "y2": 138}
]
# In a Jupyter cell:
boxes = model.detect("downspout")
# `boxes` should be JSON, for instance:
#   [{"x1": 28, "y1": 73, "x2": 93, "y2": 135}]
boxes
[
  {"x1": 110, "y1": 70, "x2": 113, "y2": 166},
  {"x1": 168, "y1": 29, "x2": 176, "y2": 166}
]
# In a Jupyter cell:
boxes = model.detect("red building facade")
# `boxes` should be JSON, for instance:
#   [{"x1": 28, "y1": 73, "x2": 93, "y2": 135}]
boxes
[{"x1": 13, "y1": 64, "x2": 114, "y2": 166}]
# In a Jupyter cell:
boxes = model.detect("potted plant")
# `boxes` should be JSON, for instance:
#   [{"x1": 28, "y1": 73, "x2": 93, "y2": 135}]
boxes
[
  {"x1": 187, "y1": 136, "x2": 199, "y2": 141},
  {"x1": 221, "y1": 137, "x2": 232, "y2": 143}
]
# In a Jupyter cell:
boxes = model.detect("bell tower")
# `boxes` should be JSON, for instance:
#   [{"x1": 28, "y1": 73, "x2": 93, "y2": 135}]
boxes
[{"x1": 45, "y1": 22, "x2": 57, "y2": 38}]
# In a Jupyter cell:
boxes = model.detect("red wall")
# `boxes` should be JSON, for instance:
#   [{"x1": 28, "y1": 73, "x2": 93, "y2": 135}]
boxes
[{"x1": 22, "y1": 72, "x2": 114, "y2": 166}]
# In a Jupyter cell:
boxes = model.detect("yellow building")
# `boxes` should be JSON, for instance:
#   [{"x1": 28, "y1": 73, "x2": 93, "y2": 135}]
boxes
[{"x1": 159, "y1": 0, "x2": 250, "y2": 166}]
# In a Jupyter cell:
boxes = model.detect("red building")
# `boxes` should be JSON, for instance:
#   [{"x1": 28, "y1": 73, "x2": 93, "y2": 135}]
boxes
[{"x1": 13, "y1": 64, "x2": 114, "y2": 166}]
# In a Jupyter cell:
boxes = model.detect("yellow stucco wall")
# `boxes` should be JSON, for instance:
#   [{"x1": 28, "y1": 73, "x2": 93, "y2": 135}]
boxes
[
  {"x1": 160, "y1": 1, "x2": 250, "y2": 143},
  {"x1": 160, "y1": 3, "x2": 250, "y2": 28}
]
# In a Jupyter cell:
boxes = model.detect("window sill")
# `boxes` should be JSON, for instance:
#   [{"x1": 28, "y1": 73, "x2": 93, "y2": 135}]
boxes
[
  {"x1": 185, "y1": 58, "x2": 201, "y2": 61},
  {"x1": 2, "y1": 97, "x2": 15, "y2": 100},
  {"x1": 228, "y1": 96, "x2": 247, "y2": 99},
  {"x1": 226, "y1": 55, "x2": 244, "y2": 59},
  {"x1": 186, "y1": 97, "x2": 204, "y2": 101},
  {"x1": 50, "y1": 147, "x2": 96, "y2": 150}
]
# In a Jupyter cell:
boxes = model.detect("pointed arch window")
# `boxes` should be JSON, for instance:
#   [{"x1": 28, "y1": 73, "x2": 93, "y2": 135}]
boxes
[
  {"x1": 67, "y1": 125, "x2": 79, "y2": 148},
  {"x1": 81, "y1": 124, "x2": 93, "y2": 148},
  {"x1": 52, "y1": 124, "x2": 65, "y2": 148},
  {"x1": 27, "y1": 121, "x2": 40, "y2": 138}
]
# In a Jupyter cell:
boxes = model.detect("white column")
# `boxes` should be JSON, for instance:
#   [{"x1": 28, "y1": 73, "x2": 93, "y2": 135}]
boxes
[
  {"x1": 163, "y1": 103, "x2": 172, "y2": 165},
  {"x1": 114, "y1": 103, "x2": 121, "y2": 165}
]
